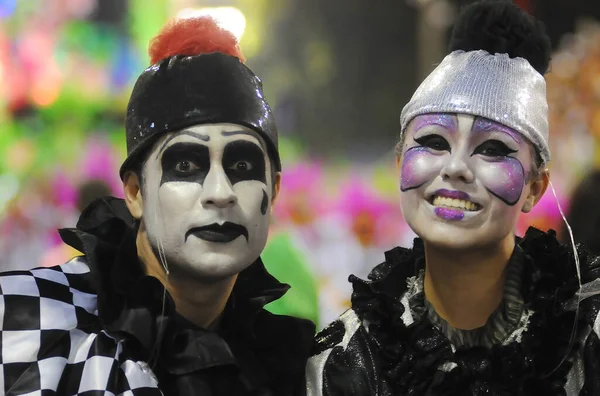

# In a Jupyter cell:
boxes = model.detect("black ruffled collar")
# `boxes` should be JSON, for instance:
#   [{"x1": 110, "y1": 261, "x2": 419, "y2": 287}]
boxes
[
  {"x1": 58, "y1": 196, "x2": 291, "y2": 382},
  {"x1": 350, "y1": 227, "x2": 600, "y2": 395}
]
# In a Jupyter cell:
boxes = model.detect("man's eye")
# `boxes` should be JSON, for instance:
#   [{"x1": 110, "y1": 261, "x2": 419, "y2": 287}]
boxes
[
  {"x1": 414, "y1": 134, "x2": 450, "y2": 151},
  {"x1": 230, "y1": 161, "x2": 253, "y2": 171},
  {"x1": 175, "y1": 160, "x2": 200, "y2": 173},
  {"x1": 474, "y1": 140, "x2": 517, "y2": 157}
]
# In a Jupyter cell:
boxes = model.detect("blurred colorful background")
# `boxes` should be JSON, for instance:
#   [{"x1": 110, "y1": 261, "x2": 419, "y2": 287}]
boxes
[{"x1": 1, "y1": 0, "x2": 600, "y2": 327}]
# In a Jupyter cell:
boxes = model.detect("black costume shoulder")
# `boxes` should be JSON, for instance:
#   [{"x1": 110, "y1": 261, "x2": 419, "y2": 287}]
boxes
[
  {"x1": 307, "y1": 228, "x2": 600, "y2": 396},
  {"x1": 0, "y1": 196, "x2": 315, "y2": 396}
]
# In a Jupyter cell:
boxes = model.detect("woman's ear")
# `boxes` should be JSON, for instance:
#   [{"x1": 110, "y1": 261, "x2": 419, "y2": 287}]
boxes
[
  {"x1": 522, "y1": 170, "x2": 549, "y2": 213},
  {"x1": 123, "y1": 172, "x2": 144, "y2": 219}
]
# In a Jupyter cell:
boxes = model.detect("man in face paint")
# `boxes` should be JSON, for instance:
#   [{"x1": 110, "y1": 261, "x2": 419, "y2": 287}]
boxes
[
  {"x1": 130, "y1": 124, "x2": 276, "y2": 283},
  {"x1": 0, "y1": 16, "x2": 314, "y2": 396}
]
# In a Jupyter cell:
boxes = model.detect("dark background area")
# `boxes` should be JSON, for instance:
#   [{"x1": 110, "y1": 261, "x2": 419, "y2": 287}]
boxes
[{"x1": 252, "y1": 0, "x2": 600, "y2": 161}]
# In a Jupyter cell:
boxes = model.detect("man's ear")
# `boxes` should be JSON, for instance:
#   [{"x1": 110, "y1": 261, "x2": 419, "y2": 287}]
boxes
[
  {"x1": 270, "y1": 172, "x2": 281, "y2": 211},
  {"x1": 522, "y1": 170, "x2": 550, "y2": 213},
  {"x1": 123, "y1": 171, "x2": 144, "y2": 220}
]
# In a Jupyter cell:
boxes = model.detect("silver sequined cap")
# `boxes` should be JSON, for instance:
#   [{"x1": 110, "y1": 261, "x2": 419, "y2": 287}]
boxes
[{"x1": 400, "y1": 50, "x2": 550, "y2": 165}]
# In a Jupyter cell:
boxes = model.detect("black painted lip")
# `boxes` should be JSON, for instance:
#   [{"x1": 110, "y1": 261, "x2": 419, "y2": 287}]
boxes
[{"x1": 185, "y1": 222, "x2": 248, "y2": 243}]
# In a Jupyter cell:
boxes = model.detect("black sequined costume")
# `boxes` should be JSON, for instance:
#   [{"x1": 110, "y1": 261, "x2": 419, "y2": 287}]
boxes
[{"x1": 306, "y1": 228, "x2": 600, "y2": 395}]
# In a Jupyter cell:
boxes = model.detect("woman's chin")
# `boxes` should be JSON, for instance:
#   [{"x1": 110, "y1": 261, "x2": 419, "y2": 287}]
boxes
[{"x1": 421, "y1": 234, "x2": 479, "y2": 252}]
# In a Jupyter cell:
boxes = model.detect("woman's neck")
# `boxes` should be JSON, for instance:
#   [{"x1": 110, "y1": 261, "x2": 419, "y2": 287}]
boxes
[
  {"x1": 423, "y1": 234, "x2": 516, "y2": 330},
  {"x1": 136, "y1": 228, "x2": 236, "y2": 330}
]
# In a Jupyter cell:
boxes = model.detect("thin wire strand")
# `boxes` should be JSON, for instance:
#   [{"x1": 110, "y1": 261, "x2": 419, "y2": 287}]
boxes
[
  {"x1": 148, "y1": 202, "x2": 170, "y2": 369},
  {"x1": 155, "y1": 204, "x2": 170, "y2": 275},
  {"x1": 543, "y1": 180, "x2": 582, "y2": 377}
]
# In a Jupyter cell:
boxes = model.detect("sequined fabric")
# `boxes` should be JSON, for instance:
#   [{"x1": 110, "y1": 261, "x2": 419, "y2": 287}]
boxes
[
  {"x1": 400, "y1": 50, "x2": 550, "y2": 165},
  {"x1": 307, "y1": 228, "x2": 600, "y2": 395}
]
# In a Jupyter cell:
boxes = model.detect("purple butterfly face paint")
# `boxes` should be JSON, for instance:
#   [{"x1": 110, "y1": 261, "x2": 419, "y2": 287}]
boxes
[
  {"x1": 471, "y1": 118, "x2": 527, "y2": 206},
  {"x1": 400, "y1": 114, "x2": 456, "y2": 192},
  {"x1": 400, "y1": 147, "x2": 442, "y2": 191}
]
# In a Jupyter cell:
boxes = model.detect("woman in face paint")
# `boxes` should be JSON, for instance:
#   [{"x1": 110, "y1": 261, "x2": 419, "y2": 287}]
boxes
[
  {"x1": 306, "y1": 2, "x2": 600, "y2": 395},
  {"x1": 398, "y1": 113, "x2": 547, "y2": 255},
  {"x1": 394, "y1": 111, "x2": 548, "y2": 330}
]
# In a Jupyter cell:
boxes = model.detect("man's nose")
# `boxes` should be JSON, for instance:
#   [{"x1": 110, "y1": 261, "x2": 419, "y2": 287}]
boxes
[{"x1": 200, "y1": 167, "x2": 238, "y2": 208}]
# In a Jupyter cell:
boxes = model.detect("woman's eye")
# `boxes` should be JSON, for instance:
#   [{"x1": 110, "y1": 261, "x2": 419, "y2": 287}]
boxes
[
  {"x1": 414, "y1": 135, "x2": 450, "y2": 151},
  {"x1": 175, "y1": 160, "x2": 200, "y2": 173},
  {"x1": 474, "y1": 140, "x2": 517, "y2": 157},
  {"x1": 230, "y1": 161, "x2": 253, "y2": 171}
]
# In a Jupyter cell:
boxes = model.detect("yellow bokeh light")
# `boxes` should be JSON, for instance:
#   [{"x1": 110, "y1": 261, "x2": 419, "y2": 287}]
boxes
[
  {"x1": 176, "y1": 7, "x2": 247, "y2": 42},
  {"x1": 5, "y1": 139, "x2": 36, "y2": 173}
]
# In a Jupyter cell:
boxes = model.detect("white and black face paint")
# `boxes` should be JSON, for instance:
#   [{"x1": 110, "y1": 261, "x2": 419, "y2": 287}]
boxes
[{"x1": 142, "y1": 123, "x2": 273, "y2": 280}]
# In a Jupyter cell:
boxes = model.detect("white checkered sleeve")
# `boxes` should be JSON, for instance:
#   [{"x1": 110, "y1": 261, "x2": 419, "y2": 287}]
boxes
[
  {"x1": 54, "y1": 330, "x2": 162, "y2": 395},
  {"x1": 0, "y1": 257, "x2": 163, "y2": 395}
]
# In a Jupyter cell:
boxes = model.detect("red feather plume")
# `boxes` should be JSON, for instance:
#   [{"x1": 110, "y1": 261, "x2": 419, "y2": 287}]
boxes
[{"x1": 148, "y1": 15, "x2": 245, "y2": 65}]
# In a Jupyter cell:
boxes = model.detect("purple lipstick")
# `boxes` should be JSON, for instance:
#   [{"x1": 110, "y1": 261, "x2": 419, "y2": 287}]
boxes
[
  {"x1": 431, "y1": 189, "x2": 479, "y2": 221},
  {"x1": 434, "y1": 207, "x2": 465, "y2": 221}
]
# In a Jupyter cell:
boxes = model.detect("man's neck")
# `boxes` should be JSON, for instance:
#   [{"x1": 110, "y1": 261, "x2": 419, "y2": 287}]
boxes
[
  {"x1": 136, "y1": 229, "x2": 237, "y2": 330},
  {"x1": 423, "y1": 235, "x2": 515, "y2": 330}
]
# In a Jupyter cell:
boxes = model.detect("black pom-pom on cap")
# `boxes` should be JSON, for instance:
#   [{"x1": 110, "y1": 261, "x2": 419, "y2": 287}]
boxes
[{"x1": 448, "y1": 0, "x2": 551, "y2": 75}]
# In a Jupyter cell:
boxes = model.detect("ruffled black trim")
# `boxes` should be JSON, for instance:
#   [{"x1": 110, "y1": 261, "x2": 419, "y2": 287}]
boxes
[
  {"x1": 351, "y1": 228, "x2": 598, "y2": 395},
  {"x1": 59, "y1": 196, "x2": 315, "y2": 395}
]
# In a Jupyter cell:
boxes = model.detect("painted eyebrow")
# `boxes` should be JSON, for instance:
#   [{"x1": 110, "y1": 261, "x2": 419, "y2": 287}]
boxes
[
  {"x1": 221, "y1": 129, "x2": 267, "y2": 152},
  {"x1": 156, "y1": 131, "x2": 210, "y2": 159},
  {"x1": 222, "y1": 139, "x2": 264, "y2": 153},
  {"x1": 413, "y1": 114, "x2": 458, "y2": 134},
  {"x1": 471, "y1": 118, "x2": 522, "y2": 144}
]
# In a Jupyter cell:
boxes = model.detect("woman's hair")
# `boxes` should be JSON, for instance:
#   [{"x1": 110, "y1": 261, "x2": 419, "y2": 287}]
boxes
[{"x1": 562, "y1": 169, "x2": 600, "y2": 256}]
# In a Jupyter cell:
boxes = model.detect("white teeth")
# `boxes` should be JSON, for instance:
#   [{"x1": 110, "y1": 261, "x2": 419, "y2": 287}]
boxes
[{"x1": 432, "y1": 196, "x2": 479, "y2": 211}]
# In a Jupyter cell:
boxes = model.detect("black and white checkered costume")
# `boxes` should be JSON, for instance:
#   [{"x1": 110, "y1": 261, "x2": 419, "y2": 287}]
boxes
[
  {"x1": 0, "y1": 256, "x2": 162, "y2": 395},
  {"x1": 0, "y1": 196, "x2": 316, "y2": 396}
]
